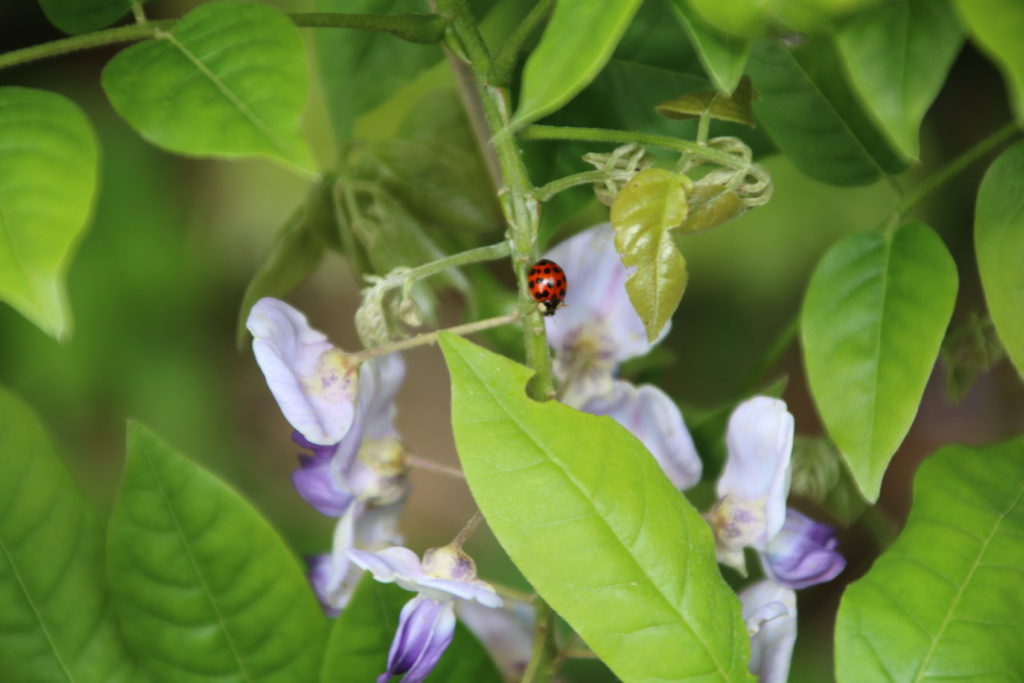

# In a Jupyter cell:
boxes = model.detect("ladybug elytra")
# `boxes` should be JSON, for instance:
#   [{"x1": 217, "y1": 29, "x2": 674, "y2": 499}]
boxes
[{"x1": 528, "y1": 258, "x2": 567, "y2": 316}]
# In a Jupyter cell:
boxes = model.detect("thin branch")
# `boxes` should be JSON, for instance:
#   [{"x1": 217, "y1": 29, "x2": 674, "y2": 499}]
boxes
[{"x1": 349, "y1": 312, "x2": 520, "y2": 362}]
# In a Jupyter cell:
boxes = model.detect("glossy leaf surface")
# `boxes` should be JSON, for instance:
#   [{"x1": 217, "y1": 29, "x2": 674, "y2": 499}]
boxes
[
  {"x1": 37, "y1": 0, "x2": 134, "y2": 34},
  {"x1": 687, "y1": 0, "x2": 769, "y2": 37},
  {"x1": 0, "y1": 87, "x2": 98, "y2": 340},
  {"x1": 0, "y1": 386, "x2": 134, "y2": 682},
  {"x1": 657, "y1": 77, "x2": 755, "y2": 126},
  {"x1": 440, "y1": 334, "x2": 751, "y2": 683},
  {"x1": 975, "y1": 140, "x2": 1024, "y2": 380},
  {"x1": 108, "y1": 423, "x2": 327, "y2": 682},
  {"x1": 667, "y1": 0, "x2": 752, "y2": 93},
  {"x1": 321, "y1": 578, "x2": 502, "y2": 682},
  {"x1": 955, "y1": 0, "x2": 1024, "y2": 123},
  {"x1": 801, "y1": 222, "x2": 957, "y2": 501},
  {"x1": 611, "y1": 169, "x2": 690, "y2": 341},
  {"x1": 102, "y1": 1, "x2": 314, "y2": 172},
  {"x1": 836, "y1": 0, "x2": 963, "y2": 160},
  {"x1": 835, "y1": 439, "x2": 1024, "y2": 681},
  {"x1": 512, "y1": 0, "x2": 644, "y2": 129}
]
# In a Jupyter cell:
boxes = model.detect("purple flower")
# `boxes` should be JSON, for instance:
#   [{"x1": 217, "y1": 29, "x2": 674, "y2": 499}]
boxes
[
  {"x1": 740, "y1": 580, "x2": 797, "y2": 683},
  {"x1": 455, "y1": 601, "x2": 534, "y2": 680},
  {"x1": 381, "y1": 595, "x2": 456, "y2": 683},
  {"x1": 762, "y1": 508, "x2": 846, "y2": 589}
]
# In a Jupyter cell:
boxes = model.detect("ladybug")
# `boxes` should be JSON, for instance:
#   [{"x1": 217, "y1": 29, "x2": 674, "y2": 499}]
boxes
[{"x1": 528, "y1": 258, "x2": 567, "y2": 316}]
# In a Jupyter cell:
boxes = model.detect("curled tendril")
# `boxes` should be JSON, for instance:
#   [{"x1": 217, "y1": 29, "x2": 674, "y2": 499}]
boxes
[{"x1": 583, "y1": 143, "x2": 656, "y2": 205}]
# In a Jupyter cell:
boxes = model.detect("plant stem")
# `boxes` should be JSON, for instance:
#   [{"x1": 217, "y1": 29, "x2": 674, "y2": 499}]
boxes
[
  {"x1": 451, "y1": 510, "x2": 484, "y2": 548},
  {"x1": 406, "y1": 455, "x2": 465, "y2": 480},
  {"x1": 376, "y1": 241, "x2": 512, "y2": 292},
  {"x1": 0, "y1": 12, "x2": 447, "y2": 71},
  {"x1": 349, "y1": 312, "x2": 520, "y2": 362},
  {"x1": 535, "y1": 170, "x2": 608, "y2": 201},
  {"x1": 521, "y1": 124, "x2": 749, "y2": 169},
  {"x1": 897, "y1": 121, "x2": 1019, "y2": 217},
  {"x1": 488, "y1": 0, "x2": 555, "y2": 87},
  {"x1": 522, "y1": 598, "x2": 559, "y2": 682}
]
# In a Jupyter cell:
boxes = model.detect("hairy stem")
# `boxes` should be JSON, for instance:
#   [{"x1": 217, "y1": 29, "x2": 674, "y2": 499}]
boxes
[
  {"x1": 535, "y1": 170, "x2": 608, "y2": 201},
  {"x1": 349, "y1": 312, "x2": 520, "y2": 362},
  {"x1": 374, "y1": 241, "x2": 512, "y2": 292},
  {"x1": 406, "y1": 455, "x2": 465, "y2": 480},
  {"x1": 0, "y1": 12, "x2": 447, "y2": 71}
]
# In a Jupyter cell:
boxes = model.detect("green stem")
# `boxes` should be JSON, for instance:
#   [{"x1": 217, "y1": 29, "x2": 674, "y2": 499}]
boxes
[
  {"x1": 522, "y1": 598, "x2": 558, "y2": 682},
  {"x1": 0, "y1": 12, "x2": 447, "y2": 71},
  {"x1": 349, "y1": 312, "x2": 520, "y2": 362},
  {"x1": 487, "y1": 0, "x2": 555, "y2": 87},
  {"x1": 535, "y1": 170, "x2": 608, "y2": 201},
  {"x1": 376, "y1": 241, "x2": 512, "y2": 292},
  {"x1": 897, "y1": 121, "x2": 1019, "y2": 217},
  {"x1": 521, "y1": 124, "x2": 748, "y2": 169}
]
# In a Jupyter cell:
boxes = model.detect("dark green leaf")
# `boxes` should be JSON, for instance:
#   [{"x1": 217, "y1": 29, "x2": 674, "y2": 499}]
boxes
[
  {"x1": 108, "y1": 423, "x2": 327, "y2": 682},
  {"x1": 940, "y1": 312, "x2": 1005, "y2": 401},
  {"x1": 747, "y1": 37, "x2": 906, "y2": 185},
  {"x1": 835, "y1": 439, "x2": 1024, "y2": 681},
  {"x1": 321, "y1": 577, "x2": 502, "y2": 682},
  {"x1": 102, "y1": 1, "x2": 314, "y2": 172},
  {"x1": 667, "y1": 0, "x2": 752, "y2": 92},
  {"x1": 511, "y1": 0, "x2": 644, "y2": 129},
  {"x1": 0, "y1": 385, "x2": 135, "y2": 682},
  {"x1": 439, "y1": 334, "x2": 751, "y2": 682},
  {"x1": 955, "y1": 0, "x2": 1024, "y2": 123},
  {"x1": 0, "y1": 87, "x2": 99, "y2": 340},
  {"x1": 789, "y1": 436, "x2": 866, "y2": 527},
  {"x1": 657, "y1": 76, "x2": 756, "y2": 126},
  {"x1": 37, "y1": 0, "x2": 134, "y2": 34},
  {"x1": 801, "y1": 222, "x2": 958, "y2": 501},
  {"x1": 836, "y1": 0, "x2": 964, "y2": 160},
  {"x1": 975, "y1": 139, "x2": 1024, "y2": 380}
]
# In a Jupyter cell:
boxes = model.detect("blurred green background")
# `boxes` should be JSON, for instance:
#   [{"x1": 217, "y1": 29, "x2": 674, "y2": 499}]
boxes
[{"x1": 2, "y1": 1, "x2": 1023, "y2": 680}]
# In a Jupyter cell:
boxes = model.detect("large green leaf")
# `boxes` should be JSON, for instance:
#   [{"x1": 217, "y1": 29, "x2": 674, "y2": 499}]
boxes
[
  {"x1": 101, "y1": 1, "x2": 314, "y2": 172},
  {"x1": 955, "y1": 0, "x2": 1024, "y2": 124},
  {"x1": 686, "y1": 0, "x2": 769, "y2": 37},
  {"x1": 439, "y1": 334, "x2": 751, "y2": 683},
  {"x1": 747, "y1": 37, "x2": 905, "y2": 185},
  {"x1": 835, "y1": 439, "x2": 1024, "y2": 681},
  {"x1": 975, "y1": 140, "x2": 1024, "y2": 381},
  {"x1": 0, "y1": 87, "x2": 98, "y2": 340},
  {"x1": 511, "y1": 0, "x2": 644, "y2": 129},
  {"x1": 321, "y1": 577, "x2": 502, "y2": 682},
  {"x1": 316, "y1": 0, "x2": 441, "y2": 143},
  {"x1": 610, "y1": 168, "x2": 690, "y2": 341},
  {"x1": 107, "y1": 423, "x2": 327, "y2": 682},
  {"x1": 667, "y1": 1, "x2": 751, "y2": 93},
  {"x1": 37, "y1": 0, "x2": 134, "y2": 34},
  {"x1": 801, "y1": 222, "x2": 958, "y2": 502},
  {"x1": 0, "y1": 385, "x2": 134, "y2": 682},
  {"x1": 836, "y1": 0, "x2": 964, "y2": 161}
]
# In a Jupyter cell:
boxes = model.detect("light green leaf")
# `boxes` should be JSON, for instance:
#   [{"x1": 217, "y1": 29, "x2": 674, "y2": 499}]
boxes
[
  {"x1": 747, "y1": 37, "x2": 905, "y2": 185},
  {"x1": 0, "y1": 385, "x2": 135, "y2": 683},
  {"x1": 0, "y1": 87, "x2": 98, "y2": 340},
  {"x1": 511, "y1": 0, "x2": 644, "y2": 129},
  {"x1": 686, "y1": 0, "x2": 770, "y2": 37},
  {"x1": 668, "y1": 0, "x2": 752, "y2": 92},
  {"x1": 611, "y1": 168, "x2": 690, "y2": 341},
  {"x1": 321, "y1": 578, "x2": 502, "y2": 683},
  {"x1": 101, "y1": 1, "x2": 314, "y2": 172},
  {"x1": 108, "y1": 423, "x2": 327, "y2": 682},
  {"x1": 801, "y1": 222, "x2": 958, "y2": 502},
  {"x1": 975, "y1": 140, "x2": 1024, "y2": 381},
  {"x1": 37, "y1": 0, "x2": 135, "y2": 34},
  {"x1": 836, "y1": 0, "x2": 963, "y2": 161},
  {"x1": 835, "y1": 439, "x2": 1024, "y2": 682},
  {"x1": 657, "y1": 76, "x2": 756, "y2": 126},
  {"x1": 955, "y1": 0, "x2": 1024, "y2": 124},
  {"x1": 439, "y1": 334, "x2": 751, "y2": 683}
]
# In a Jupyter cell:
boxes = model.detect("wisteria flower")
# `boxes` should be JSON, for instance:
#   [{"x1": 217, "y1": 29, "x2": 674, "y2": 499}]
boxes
[
  {"x1": 740, "y1": 580, "x2": 798, "y2": 683},
  {"x1": 247, "y1": 297, "x2": 359, "y2": 445},
  {"x1": 762, "y1": 508, "x2": 846, "y2": 589},
  {"x1": 349, "y1": 545, "x2": 502, "y2": 683},
  {"x1": 455, "y1": 600, "x2": 534, "y2": 680}
]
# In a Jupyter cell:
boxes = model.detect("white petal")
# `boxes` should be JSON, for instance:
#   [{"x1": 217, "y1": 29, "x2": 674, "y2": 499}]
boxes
[
  {"x1": 740, "y1": 581, "x2": 797, "y2": 683},
  {"x1": 248, "y1": 298, "x2": 359, "y2": 445},
  {"x1": 348, "y1": 545, "x2": 425, "y2": 584},
  {"x1": 718, "y1": 396, "x2": 794, "y2": 545},
  {"x1": 360, "y1": 353, "x2": 405, "y2": 440},
  {"x1": 580, "y1": 380, "x2": 702, "y2": 489}
]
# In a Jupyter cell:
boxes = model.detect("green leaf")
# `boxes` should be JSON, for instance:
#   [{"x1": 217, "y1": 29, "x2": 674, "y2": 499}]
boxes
[
  {"x1": 667, "y1": 1, "x2": 753, "y2": 93},
  {"x1": 801, "y1": 222, "x2": 958, "y2": 502},
  {"x1": 835, "y1": 439, "x2": 1024, "y2": 682},
  {"x1": 101, "y1": 1, "x2": 314, "y2": 172},
  {"x1": 439, "y1": 334, "x2": 751, "y2": 683},
  {"x1": 37, "y1": 0, "x2": 134, "y2": 34},
  {"x1": 108, "y1": 423, "x2": 327, "y2": 682},
  {"x1": 611, "y1": 168, "x2": 690, "y2": 341},
  {"x1": 686, "y1": 0, "x2": 770, "y2": 37},
  {"x1": 836, "y1": 0, "x2": 963, "y2": 161},
  {"x1": 789, "y1": 436, "x2": 866, "y2": 527},
  {"x1": 975, "y1": 139, "x2": 1024, "y2": 381},
  {"x1": 657, "y1": 76, "x2": 756, "y2": 126},
  {"x1": 316, "y1": 0, "x2": 441, "y2": 143},
  {"x1": 747, "y1": 37, "x2": 906, "y2": 186},
  {"x1": 511, "y1": 0, "x2": 644, "y2": 129},
  {"x1": 0, "y1": 87, "x2": 99, "y2": 340},
  {"x1": 0, "y1": 385, "x2": 135, "y2": 682},
  {"x1": 940, "y1": 312, "x2": 1005, "y2": 401},
  {"x1": 955, "y1": 0, "x2": 1024, "y2": 124},
  {"x1": 321, "y1": 577, "x2": 502, "y2": 682}
]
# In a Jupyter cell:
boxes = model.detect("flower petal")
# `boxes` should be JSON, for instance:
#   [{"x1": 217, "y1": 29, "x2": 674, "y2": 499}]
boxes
[
  {"x1": 580, "y1": 380, "x2": 702, "y2": 490},
  {"x1": 381, "y1": 596, "x2": 456, "y2": 683},
  {"x1": 359, "y1": 354, "x2": 405, "y2": 441},
  {"x1": 718, "y1": 396, "x2": 794, "y2": 546},
  {"x1": 248, "y1": 298, "x2": 359, "y2": 445},
  {"x1": 456, "y1": 601, "x2": 534, "y2": 680},
  {"x1": 740, "y1": 580, "x2": 797, "y2": 683},
  {"x1": 292, "y1": 445, "x2": 354, "y2": 517},
  {"x1": 763, "y1": 508, "x2": 846, "y2": 589},
  {"x1": 348, "y1": 546, "x2": 425, "y2": 583}
]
